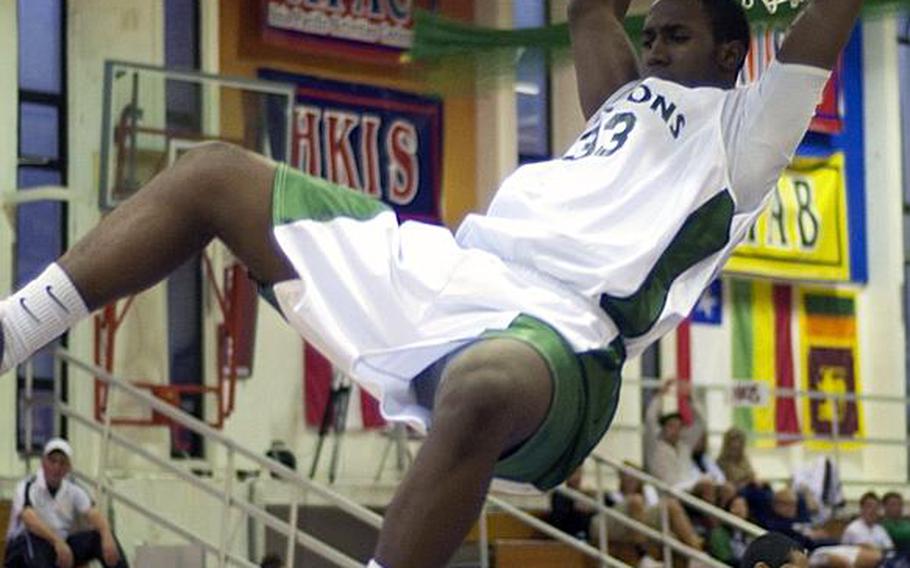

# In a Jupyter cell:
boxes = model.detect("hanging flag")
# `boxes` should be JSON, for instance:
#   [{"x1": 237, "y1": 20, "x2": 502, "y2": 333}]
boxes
[
  {"x1": 304, "y1": 344, "x2": 386, "y2": 430},
  {"x1": 731, "y1": 279, "x2": 800, "y2": 447},
  {"x1": 676, "y1": 319, "x2": 693, "y2": 424},
  {"x1": 798, "y1": 288, "x2": 863, "y2": 450},
  {"x1": 692, "y1": 280, "x2": 723, "y2": 325}
]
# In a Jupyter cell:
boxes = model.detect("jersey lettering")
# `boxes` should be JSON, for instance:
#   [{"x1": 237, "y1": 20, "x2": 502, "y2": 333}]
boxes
[
  {"x1": 564, "y1": 108, "x2": 637, "y2": 161},
  {"x1": 594, "y1": 112, "x2": 637, "y2": 157}
]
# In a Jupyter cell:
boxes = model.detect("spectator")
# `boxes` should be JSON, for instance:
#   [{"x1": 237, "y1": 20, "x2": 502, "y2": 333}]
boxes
[
  {"x1": 841, "y1": 492, "x2": 892, "y2": 550},
  {"x1": 599, "y1": 464, "x2": 704, "y2": 551},
  {"x1": 740, "y1": 485, "x2": 818, "y2": 550},
  {"x1": 716, "y1": 427, "x2": 757, "y2": 489},
  {"x1": 547, "y1": 467, "x2": 595, "y2": 541},
  {"x1": 645, "y1": 379, "x2": 705, "y2": 491},
  {"x1": 3, "y1": 438, "x2": 129, "y2": 568},
  {"x1": 691, "y1": 432, "x2": 727, "y2": 486},
  {"x1": 707, "y1": 495, "x2": 753, "y2": 567},
  {"x1": 881, "y1": 492, "x2": 910, "y2": 553},
  {"x1": 805, "y1": 491, "x2": 885, "y2": 568}
]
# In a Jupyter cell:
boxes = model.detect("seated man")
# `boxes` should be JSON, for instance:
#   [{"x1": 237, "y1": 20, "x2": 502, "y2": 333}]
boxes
[
  {"x1": 601, "y1": 464, "x2": 704, "y2": 551},
  {"x1": 741, "y1": 485, "x2": 818, "y2": 549},
  {"x1": 810, "y1": 491, "x2": 891, "y2": 568},
  {"x1": 881, "y1": 492, "x2": 910, "y2": 553},
  {"x1": 3, "y1": 439, "x2": 128, "y2": 568},
  {"x1": 0, "y1": 0, "x2": 865, "y2": 565}
]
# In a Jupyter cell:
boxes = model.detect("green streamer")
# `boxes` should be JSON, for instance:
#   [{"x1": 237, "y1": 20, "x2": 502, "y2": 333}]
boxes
[{"x1": 405, "y1": 1, "x2": 909, "y2": 90}]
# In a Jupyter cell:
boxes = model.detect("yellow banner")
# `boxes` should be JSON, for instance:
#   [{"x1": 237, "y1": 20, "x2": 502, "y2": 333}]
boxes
[
  {"x1": 797, "y1": 287, "x2": 864, "y2": 450},
  {"x1": 725, "y1": 153, "x2": 850, "y2": 282}
]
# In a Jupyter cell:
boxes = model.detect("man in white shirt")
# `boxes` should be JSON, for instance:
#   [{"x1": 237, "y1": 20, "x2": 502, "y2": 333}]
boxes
[
  {"x1": 841, "y1": 492, "x2": 894, "y2": 549},
  {"x1": 0, "y1": 0, "x2": 867, "y2": 565},
  {"x1": 810, "y1": 492, "x2": 891, "y2": 568},
  {"x1": 3, "y1": 438, "x2": 127, "y2": 568},
  {"x1": 645, "y1": 379, "x2": 706, "y2": 490}
]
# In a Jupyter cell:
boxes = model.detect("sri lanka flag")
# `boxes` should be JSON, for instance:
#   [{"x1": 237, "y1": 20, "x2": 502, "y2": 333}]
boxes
[{"x1": 798, "y1": 288, "x2": 863, "y2": 449}]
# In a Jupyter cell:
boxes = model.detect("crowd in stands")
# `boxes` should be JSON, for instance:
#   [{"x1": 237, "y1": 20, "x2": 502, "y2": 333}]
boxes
[{"x1": 547, "y1": 379, "x2": 910, "y2": 568}]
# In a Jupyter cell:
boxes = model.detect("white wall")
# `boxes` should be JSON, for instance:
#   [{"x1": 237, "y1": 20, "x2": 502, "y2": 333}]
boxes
[
  {"x1": 63, "y1": 0, "x2": 168, "y2": 479},
  {"x1": 474, "y1": 1, "x2": 517, "y2": 211},
  {"x1": 855, "y1": 16, "x2": 907, "y2": 485},
  {"x1": 0, "y1": 0, "x2": 19, "y2": 478}
]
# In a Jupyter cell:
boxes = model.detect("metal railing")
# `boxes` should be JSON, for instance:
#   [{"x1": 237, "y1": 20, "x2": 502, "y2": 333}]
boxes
[
  {"x1": 618, "y1": 377, "x2": 910, "y2": 488},
  {"x1": 23, "y1": 349, "x2": 385, "y2": 568},
  {"x1": 472, "y1": 452, "x2": 766, "y2": 568},
  {"x1": 19, "y1": 355, "x2": 910, "y2": 567}
]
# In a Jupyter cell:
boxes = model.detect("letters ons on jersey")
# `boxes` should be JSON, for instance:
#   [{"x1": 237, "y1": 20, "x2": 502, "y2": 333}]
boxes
[
  {"x1": 261, "y1": 0, "x2": 431, "y2": 64},
  {"x1": 260, "y1": 69, "x2": 443, "y2": 222}
]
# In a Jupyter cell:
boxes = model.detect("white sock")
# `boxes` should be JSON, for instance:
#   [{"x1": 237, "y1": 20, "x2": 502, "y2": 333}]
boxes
[
  {"x1": 1, "y1": 263, "x2": 89, "y2": 373},
  {"x1": 367, "y1": 560, "x2": 387, "y2": 568}
]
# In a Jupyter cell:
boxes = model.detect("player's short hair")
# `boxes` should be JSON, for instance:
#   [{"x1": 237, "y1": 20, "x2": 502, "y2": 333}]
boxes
[
  {"x1": 740, "y1": 532, "x2": 804, "y2": 568},
  {"x1": 699, "y1": 0, "x2": 751, "y2": 71}
]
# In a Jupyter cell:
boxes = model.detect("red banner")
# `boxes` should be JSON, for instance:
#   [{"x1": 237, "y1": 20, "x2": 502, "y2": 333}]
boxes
[
  {"x1": 261, "y1": 0, "x2": 432, "y2": 64},
  {"x1": 740, "y1": 26, "x2": 843, "y2": 135}
]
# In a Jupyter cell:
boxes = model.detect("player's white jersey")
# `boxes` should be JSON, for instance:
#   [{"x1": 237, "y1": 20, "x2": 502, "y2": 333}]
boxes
[{"x1": 456, "y1": 61, "x2": 831, "y2": 358}]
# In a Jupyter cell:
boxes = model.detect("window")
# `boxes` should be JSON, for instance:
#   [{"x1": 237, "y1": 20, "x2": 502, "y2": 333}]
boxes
[
  {"x1": 514, "y1": 0, "x2": 551, "y2": 164},
  {"x1": 165, "y1": 0, "x2": 205, "y2": 458},
  {"x1": 16, "y1": 0, "x2": 68, "y2": 453}
]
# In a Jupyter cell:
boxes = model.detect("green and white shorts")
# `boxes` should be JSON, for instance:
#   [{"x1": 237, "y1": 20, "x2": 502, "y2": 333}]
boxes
[{"x1": 269, "y1": 164, "x2": 624, "y2": 490}]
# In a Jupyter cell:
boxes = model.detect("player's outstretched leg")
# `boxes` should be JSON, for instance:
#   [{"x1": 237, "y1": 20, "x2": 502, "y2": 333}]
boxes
[
  {"x1": 373, "y1": 337, "x2": 553, "y2": 568},
  {"x1": 0, "y1": 142, "x2": 295, "y2": 374}
]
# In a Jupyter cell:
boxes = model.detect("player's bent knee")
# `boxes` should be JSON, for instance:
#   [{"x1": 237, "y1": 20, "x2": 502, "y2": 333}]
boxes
[
  {"x1": 434, "y1": 369, "x2": 516, "y2": 433},
  {"x1": 433, "y1": 341, "x2": 552, "y2": 449}
]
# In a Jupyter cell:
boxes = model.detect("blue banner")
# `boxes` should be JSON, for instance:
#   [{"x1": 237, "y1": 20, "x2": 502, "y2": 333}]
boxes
[{"x1": 260, "y1": 69, "x2": 443, "y2": 223}]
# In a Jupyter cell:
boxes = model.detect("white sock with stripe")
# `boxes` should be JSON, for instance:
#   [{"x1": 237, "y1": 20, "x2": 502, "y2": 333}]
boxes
[{"x1": 1, "y1": 263, "x2": 89, "y2": 373}]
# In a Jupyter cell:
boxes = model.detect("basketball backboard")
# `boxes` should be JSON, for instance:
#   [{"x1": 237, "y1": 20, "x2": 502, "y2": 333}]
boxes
[{"x1": 99, "y1": 60, "x2": 295, "y2": 209}]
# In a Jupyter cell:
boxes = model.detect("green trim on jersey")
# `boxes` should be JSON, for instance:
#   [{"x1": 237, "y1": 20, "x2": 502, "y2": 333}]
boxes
[
  {"x1": 599, "y1": 190, "x2": 735, "y2": 338},
  {"x1": 272, "y1": 163, "x2": 390, "y2": 226},
  {"x1": 488, "y1": 315, "x2": 625, "y2": 491}
]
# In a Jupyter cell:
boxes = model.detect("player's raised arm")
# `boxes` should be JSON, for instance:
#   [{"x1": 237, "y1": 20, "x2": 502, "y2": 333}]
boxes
[
  {"x1": 776, "y1": 0, "x2": 864, "y2": 70},
  {"x1": 568, "y1": 0, "x2": 641, "y2": 121}
]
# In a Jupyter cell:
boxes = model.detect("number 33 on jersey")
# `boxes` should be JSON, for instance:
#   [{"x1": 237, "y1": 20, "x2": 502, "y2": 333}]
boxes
[{"x1": 564, "y1": 82, "x2": 688, "y2": 161}]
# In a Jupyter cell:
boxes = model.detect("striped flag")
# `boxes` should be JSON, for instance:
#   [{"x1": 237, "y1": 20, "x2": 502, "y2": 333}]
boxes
[
  {"x1": 798, "y1": 289, "x2": 863, "y2": 449},
  {"x1": 731, "y1": 279, "x2": 800, "y2": 447},
  {"x1": 304, "y1": 343, "x2": 386, "y2": 430}
]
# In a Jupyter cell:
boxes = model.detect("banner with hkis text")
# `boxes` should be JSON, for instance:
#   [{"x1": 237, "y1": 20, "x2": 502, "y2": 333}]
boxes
[
  {"x1": 260, "y1": 69, "x2": 443, "y2": 223},
  {"x1": 725, "y1": 153, "x2": 852, "y2": 282}
]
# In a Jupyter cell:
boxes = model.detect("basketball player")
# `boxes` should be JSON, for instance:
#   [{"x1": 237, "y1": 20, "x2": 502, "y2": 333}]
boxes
[{"x1": 0, "y1": 0, "x2": 864, "y2": 566}]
